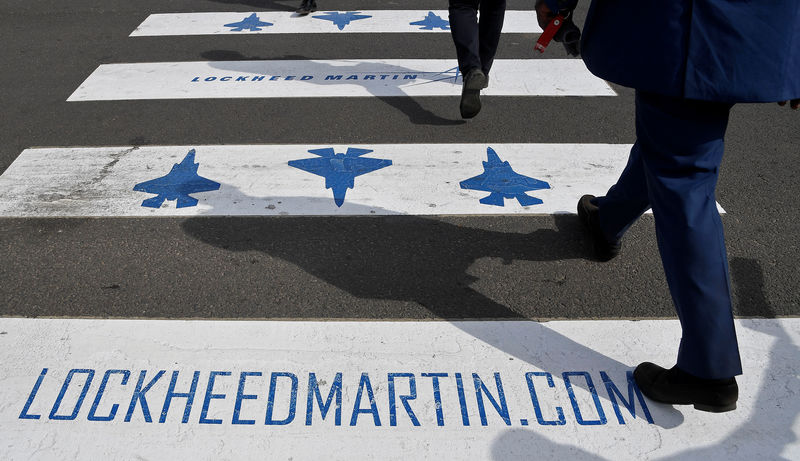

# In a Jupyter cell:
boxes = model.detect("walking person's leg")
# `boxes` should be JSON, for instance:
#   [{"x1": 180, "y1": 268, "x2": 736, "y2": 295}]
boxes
[
  {"x1": 478, "y1": 0, "x2": 507, "y2": 77},
  {"x1": 633, "y1": 90, "x2": 742, "y2": 411},
  {"x1": 448, "y1": 0, "x2": 488, "y2": 118}
]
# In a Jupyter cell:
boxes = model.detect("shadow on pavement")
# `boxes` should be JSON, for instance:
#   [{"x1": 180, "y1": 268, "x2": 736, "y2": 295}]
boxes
[
  {"x1": 200, "y1": 50, "x2": 466, "y2": 126},
  {"x1": 488, "y1": 258, "x2": 799, "y2": 459},
  {"x1": 182, "y1": 183, "x2": 684, "y2": 429}
]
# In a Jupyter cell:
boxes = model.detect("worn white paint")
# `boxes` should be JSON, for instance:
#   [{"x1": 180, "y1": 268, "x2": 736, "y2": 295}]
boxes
[
  {"x1": 130, "y1": 10, "x2": 542, "y2": 36},
  {"x1": 66, "y1": 59, "x2": 616, "y2": 101},
  {"x1": 0, "y1": 318, "x2": 798, "y2": 460},
  {"x1": 0, "y1": 143, "x2": 663, "y2": 217}
]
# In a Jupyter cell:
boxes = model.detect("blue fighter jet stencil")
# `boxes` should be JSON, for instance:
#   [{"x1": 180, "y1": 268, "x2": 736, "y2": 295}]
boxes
[
  {"x1": 410, "y1": 12, "x2": 450, "y2": 30},
  {"x1": 459, "y1": 147, "x2": 551, "y2": 207},
  {"x1": 224, "y1": 13, "x2": 273, "y2": 31},
  {"x1": 312, "y1": 11, "x2": 372, "y2": 30},
  {"x1": 288, "y1": 147, "x2": 392, "y2": 207},
  {"x1": 133, "y1": 149, "x2": 221, "y2": 208}
]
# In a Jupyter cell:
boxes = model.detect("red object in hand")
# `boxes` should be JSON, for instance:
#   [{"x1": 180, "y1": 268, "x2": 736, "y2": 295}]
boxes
[{"x1": 535, "y1": 14, "x2": 565, "y2": 53}]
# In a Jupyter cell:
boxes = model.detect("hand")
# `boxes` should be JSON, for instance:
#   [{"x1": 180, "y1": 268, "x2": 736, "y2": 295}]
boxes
[{"x1": 778, "y1": 99, "x2": 799, "y2": 110}]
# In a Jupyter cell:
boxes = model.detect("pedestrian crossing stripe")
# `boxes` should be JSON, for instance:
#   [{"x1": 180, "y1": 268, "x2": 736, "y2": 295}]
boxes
[
  {"x1": 2, "y1": 318, "x2": 798, "y2": 459},
  {"x1": 0, "y1": 143, "x2": 726, "y2": 217},
  {"x1": 66, "y1": 59, "x2": 616, "y2": 101},
  {"x1": 129, "y1": 10, "x2": 543, "y2": 36}
]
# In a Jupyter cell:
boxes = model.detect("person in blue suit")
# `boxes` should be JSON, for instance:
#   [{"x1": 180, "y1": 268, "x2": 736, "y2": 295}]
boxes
[
  {"x1": 536, "y1": 0, "x2": 799, "y2": 412},
  {"x1": 448, "y1": 0, "x2": 507, "y2": 119}
]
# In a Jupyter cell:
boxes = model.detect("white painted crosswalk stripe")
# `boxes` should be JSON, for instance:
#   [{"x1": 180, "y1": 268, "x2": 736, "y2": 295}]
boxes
[
  {"x1": 0, "y1": 143, "x2": 716, "y2": 217},
  {"x1": 130, "y1": 10, "x2": 542, "y2": 36},
  {"x1": 66, "y1": 59, "x2": 616, "y2": 101},
  {"x1": 2, "y1": 318, "x2": 798, "y2": 459}
]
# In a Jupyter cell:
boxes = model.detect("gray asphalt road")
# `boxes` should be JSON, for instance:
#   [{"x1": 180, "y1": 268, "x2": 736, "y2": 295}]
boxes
[{"x1": 1, "y1": 0, "x2": 797, "y2": 319}]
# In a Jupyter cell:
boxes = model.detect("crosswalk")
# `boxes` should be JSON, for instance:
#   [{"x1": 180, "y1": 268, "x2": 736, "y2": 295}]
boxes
[{"x1": 1, "y1": 4, "x2": 797, "y2": 460}]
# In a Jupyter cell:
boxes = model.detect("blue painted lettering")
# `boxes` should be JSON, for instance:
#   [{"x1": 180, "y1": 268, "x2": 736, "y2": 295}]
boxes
[
  {"x1": 232, "y1": 372, "x2": 262, "y2": 425},
  {"x1": 270, "y1": 76, "x2": 280, "y2": 81},
  {"x1": 364, "y1": 75, "x2": 375, "y2": 80},
  {"x1": 601, "y1": 371, "x2": 653, "y2": 424},
  {"x1": 50, "y1": 369, "x2": 95, "y2": 421},
  {"x1": 265, "y1": 372, "x2": 298, "y2": 425},
  {"x1": 285, "y1": 76, "x2": 295, "y2": 81},
  {"x1": 563, "y1": 372, "x2": 607, "y2": 426},
  {"x1": 204, "y1": 77, "x2": 216, "y2": 82},
  {"x1": 525, "y1": 372, "x2": 566, "y2": 426},
  {"x1": 191, "y1": 77, "x2": 200, "y2": 82},
  {"x1": 19, "y1": 368, "x2": 48, "y2": 420},
  {"x1": 388, "y1": 373, "x2": 419, "y2": 426},
  {"x1": 473, "y1": 373, "x2": 511, "y2": 426},
  {"x1": 455, "y1": 373, "x2": 470, "y2": 426},
  {"x1": 326, "y1": 75, "x2": 343, "y2": 81},
  {"x1": 88, "y1": 369, "x2": 130, "y2": 422},
  {"x1": 350, "y1": 373, "x2": 381, "y2": 426},
  {"x1": 159, "y1": 370, "x2": 200, "y2": 424},
  {"x1": 301, "y1": 75, "x2": 313, "y2": 80},
  {"x1": 236, "y1": 76, "x2": 247, "y2": 82},
  {"x1": 421, "y1": 373, "x2": 447, "y2": 426},
  {"x1": 252, "y1": 76, "x2": 265, "y2": 82},
  {"x1": 199, "y1": 371, "x2": 230, "y2": 425},
  {"x1": 346, "y1": 75, "x2": 358, "y2": 80},
  {"x1": 306, "y1": 372, "x2": 342, "y2": 426},
  {"x1": 124, "y1": 370, "x2": 165, "y2": 423},
  {"x1": 403, "y1": 75, "x2": 418, "y2": 80}
]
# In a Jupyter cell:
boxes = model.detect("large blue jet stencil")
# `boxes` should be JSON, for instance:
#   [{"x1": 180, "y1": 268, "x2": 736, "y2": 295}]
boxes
[
  {"x1": 410, "y1": 12, "x2": 450, "y2": 30},
  {"x1": 312, "y1": 11, "x2": 372, "y2": 30},
  {"x1": 288, "y1": 147, "x2": 392, "y2": 207},
  {"x1": 224, "y1": 13, "x2": 273, "y2": 31},
  {"x1": 460, "y1": 147, "x2": 551, "y2": 206},
  {"x1": 133, "y1": 149, "x2": 221, "y2": 208}
]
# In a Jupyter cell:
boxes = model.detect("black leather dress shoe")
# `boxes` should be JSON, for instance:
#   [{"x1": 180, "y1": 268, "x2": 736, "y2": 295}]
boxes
[
  {"x1": 460, "y1": 68, "x2": 487, "y2": 119},
  {"x1": 577, "y1": 194, "x2": 621, "y2": 261},
  {"x1": 295, "y1": 0, "x2": 316, "y2": 14},
  {"x1": 634, "y1": 362, "x2": 738, "y2": 413}
]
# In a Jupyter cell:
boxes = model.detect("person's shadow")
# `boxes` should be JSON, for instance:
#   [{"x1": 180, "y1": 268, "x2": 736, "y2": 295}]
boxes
[
  {"x1": 181, "y1": 183, "x2": 684, "y2": 429},
  {"x1": 488, "y1": 257, "x2": 800, "y2": 459},
  {"x1": 200, "y1": 50, "x2": 466, "y2": 126}
]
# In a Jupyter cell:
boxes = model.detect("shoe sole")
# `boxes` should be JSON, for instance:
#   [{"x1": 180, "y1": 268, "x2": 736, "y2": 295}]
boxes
[{"x1": 693, "y1": 402, "x2": 737, "y2": 413}]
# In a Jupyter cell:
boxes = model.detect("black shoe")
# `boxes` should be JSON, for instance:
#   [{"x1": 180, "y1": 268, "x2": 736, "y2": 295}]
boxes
[
  {"x1": 577, "y1": 194, "x2": 621, "y2": 261},
  {"x1": 634, "y1": 362, "x2": 738, "y2": 413},
  {"x1": 296, "y1": 0, "x2": 316, "y2": 14},
  {"x1": 460, "y1": 68, "x2": 487, "y2": 119}
]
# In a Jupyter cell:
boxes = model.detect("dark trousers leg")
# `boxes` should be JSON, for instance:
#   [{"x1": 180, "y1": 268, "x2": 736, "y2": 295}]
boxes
[
  {"x1": 599, "y1": 90, "x2": 742, "y2": 379},
  {"x1": 478, "y1": 0, "x2": 506, "y2": 75},
  {"x1": 448, "y1": 0, "x2": 506, "y2": 75}
]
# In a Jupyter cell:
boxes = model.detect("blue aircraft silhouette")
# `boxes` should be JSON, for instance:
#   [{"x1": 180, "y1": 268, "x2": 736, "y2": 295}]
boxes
[
  {"x1": 288, "y1": 147, "x2": 392, "y2": 207},
  {"x1": 312, "y1": 11, "x2": 372, "y2": 30},
  {"x1": 410, "y1": 12, "x2": 450, "y2": 30},
  {"x1": 133, "y1": 149, "x2": 221, "y2": 208},
  {"x1": 224, "y1": 13, "x2": 273, "y2": 31},
  {"x1": 459, "y1": 147, "x2": 551, "y2": 206}
]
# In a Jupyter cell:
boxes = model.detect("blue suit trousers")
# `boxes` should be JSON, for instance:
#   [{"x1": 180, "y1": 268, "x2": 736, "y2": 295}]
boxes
[{"x1": 595, "y1": 91, "x2": 743, "y2": 379}]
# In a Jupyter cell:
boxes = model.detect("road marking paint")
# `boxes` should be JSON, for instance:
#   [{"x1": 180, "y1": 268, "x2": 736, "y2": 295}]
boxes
[
  {"x1": 0, "y1": 143, "x2": 722, "y2": 217},
  {"x1": 66, "y1": 59, "x2": 616, "y2": 101},
  {"x1": 1, "y1": 318, "x2": 797, "y2": 459},
  {"x1": 129, "y1": 10, "x2": 542, "y2": 36}
]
